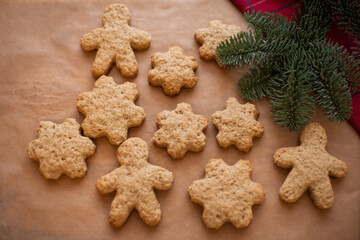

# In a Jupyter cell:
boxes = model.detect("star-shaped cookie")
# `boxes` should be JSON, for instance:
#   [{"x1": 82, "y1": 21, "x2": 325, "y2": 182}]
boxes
[
  {"x1": 212, "y1": 98, "x2": 264, "y2": 152},
  {"x1": 96, "y1": 137, "x2": 173, "y2": 227},
  {"x1": 152, "y1": 103, "x2": 208, "y2": 159},
  {"x1": 148, "y1": 46, "x2": 198, "y2": 96},
  {"x1": 195, "y1": 20, "x2": 242, "y2": 66},
  {"x1": 80, "y1": 4, "x2": 151, "y2": 78},
  {"x1": 76, "y1": 75, "x2": 146, "y2": 145},
  {"x1": 274, "y1": 123, "x2": 347, "y2": 209},
  {"x1": 188, "y1": 158, "x2": 265, "y2": 229},
  {"x1": 27, "y1": 118, "x2": 96, "y2": 179}
]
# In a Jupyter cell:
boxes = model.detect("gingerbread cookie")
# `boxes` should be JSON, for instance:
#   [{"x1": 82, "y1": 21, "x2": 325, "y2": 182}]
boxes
[
  {"x1": 212, "y1": 98, "x2": 263, "y2": 152},
  {"x1": 274, "y1": 123, "x2": 347, "y2": 209},
  {"x1": 148, "y1": 46, "x2": 198, "y2": 96},
  {"x1": 76, "y1": 75, "x2": 146, "y2": 145},
  {"x1": 152, "y1": 103, "x2": 208, "y2": 159},
  {"x1": 195, "y1": 20, "x2": 241, "y2": 66},
  {"x1": 188, "y1": 158, "x2": 265, "y2": 229},
  {"x1": 81, "y1": 4, "x2": 151, "y2": 78},
  {"x1": 96, "y1": 137, "x2": 173, "y2": 227},
  {"x1": 27, "y1": 118, "x2": 96, "y2": 180}
]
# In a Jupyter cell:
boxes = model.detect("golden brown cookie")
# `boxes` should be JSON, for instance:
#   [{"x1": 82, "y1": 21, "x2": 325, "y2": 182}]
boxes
[
  {"x1": 27, "y1": 118, "x2": 96, "y2": 180},
  {"x1": 274, "y1": 123, "x2": 347, "y2": 209},
  {"x1": 76, "y1": 75, "x2": 146, "y2": 145},
  {"x1": 194, "y1": 20, "x2": 241, "y2": 66},
  {"x1": 148, "y1": 46, "x2": 198, "y2": 96},
  {"x1": 188, "y1": 158, "x2": 265, "y2": 229},
  {"x1": 96, "y1": 137, "x2": 173, "y2": 227},
  {"x1": 80, "y1": 4, "x2": 151, "y2": 78},
  {"x1": 212, "y1": 98, "x2": 264, "y2": 152},
  {"x1": 152, "y1": 103, "x2": 208, "y2": 159}
]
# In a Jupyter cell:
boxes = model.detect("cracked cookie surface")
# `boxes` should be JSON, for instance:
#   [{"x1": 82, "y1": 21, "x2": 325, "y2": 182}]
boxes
[
  {"x1": 76, "y1": 75, "x2": 146, "y2": 145},
  {"x1": 27, "y1": 118, "x2": 96, "y2": 179},
  {"x1": 148, "y1": 46, "x2": 198, "y2": 96},
  {"x1": 152, "y1": 103, "x2": 208, "y2": 159},
  {"x1": 188, "y1": 158, "x2": 265, "y2": 229},
  {"x1": 212, "y1": 98, "x2": 263, "y2": 152}
]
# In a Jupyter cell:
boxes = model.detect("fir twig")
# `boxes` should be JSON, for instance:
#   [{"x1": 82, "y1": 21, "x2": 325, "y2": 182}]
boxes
[{"x1": 216, "y1": 0, "x2": 360, "y2": 131}]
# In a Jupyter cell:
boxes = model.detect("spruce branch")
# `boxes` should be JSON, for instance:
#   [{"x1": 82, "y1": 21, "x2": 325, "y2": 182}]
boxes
[
  {"x1": 238, "y1": 63, "x2": 273, "y2": 101},
  {"x1": 216, "y1": 0, "x2": 360, "y2": 131},
  {"x1": 269, "y1": 50, "x2": 314, "y2": 131}
]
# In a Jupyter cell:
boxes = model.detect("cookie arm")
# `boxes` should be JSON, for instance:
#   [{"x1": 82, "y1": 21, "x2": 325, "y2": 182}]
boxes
[
  {"x1": 328, "y1": 155, "x2": 347, "y2": 178},
  {"x1": 152, "y1": 167, "x2": 173, "y2": 190},
  {"x1": 80, "y1": 28, "x2": 103, "y2": 51},
  {"x1": 274, "y1": 148, "x2": 295, "y2": 169},
  {"x1": 96, "y1": 170, "x2": 120, "y2": 194},
  {"x1": 129, "y1": 27, "x2": 151, "y2": 51}
]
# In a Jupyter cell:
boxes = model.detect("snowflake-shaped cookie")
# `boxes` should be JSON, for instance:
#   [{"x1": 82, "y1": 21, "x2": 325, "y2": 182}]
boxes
[
  {"x1": 195, "y1": 20, "x2": 241, "y2": 66},
  {"x1": 188, "y1": 158, "x2": 265, "y2": 229},
  {"x1": 81, "y1": 4, "x2": 151, "y2": 78},
  {"x1": 27, "y1": 118, "x2": 96, "y2": 179},
  {"x1": 152, "y1": 103, "x2": 208, "y2": 159},
  {"x1": 148, "y1": 46, "x2": 198, "y2": 96},
  {"x1": 96, "y1": 137, "x2": 173, "y2": 227},
  {"x1": 76, "y1": 75, "x2": 146, "y2": 145},
  {"x1": 274, "y1": 123, "x2": 347, "y2": 209},
  {"x1": 212, "y1": 98, "x2": 263, "y2": 152}
]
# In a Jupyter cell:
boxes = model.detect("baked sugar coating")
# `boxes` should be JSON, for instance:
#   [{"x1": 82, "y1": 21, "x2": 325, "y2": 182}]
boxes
[
  {"x1": 188, "y1": 158, "x2": 265, "y2": 229},
  {"x1": 81, "y1": 4, "x2": 151, "y2": 78},
  {"x1": 148, "y1": 46, "x2": 198, "y2": 96},
  {"x1": 76, "y1": 75, "x2": 146, "y2": 145},
  {"x1": 152, "y1": 103, "x2": 208, "y2": 159},
  {"x1": 27, "y1": 118, "x2": 96, "y2": 180},
  {"x1": 195, "y1": 20, "x2": 241, "y2": 66},
  {"x1": 96, "y1": 137, "x2": 173, "y2": 227},
  {"x1": 212, "y1": 98, "x2": 263, "y2": 152},
  {"x1": 274, "y1": 123, "x2": 347, "y2": 209}
]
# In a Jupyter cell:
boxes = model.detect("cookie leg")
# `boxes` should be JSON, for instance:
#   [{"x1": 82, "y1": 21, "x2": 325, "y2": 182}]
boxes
[
  {"x1": 116, "y1": 51, "x2": 138, "y2": 78},
  {"x1": 229, "y1": 205, "x2": 252, "y2": 228},
  {"x1": 108, "y1": 196, "x2": 133, "y2": 227},
  {"x1": 309, "y1": 177, "x2": 334, "y2": 209},
  {"x1": 135, "y1": 195, "x2": 161, "y2": 226},
  {"x1": 279, "y1": 170, "x2": 308, "y2": 203},
  {"x1": 92, "y1": 47, "x2": 115, "y2": 78}
]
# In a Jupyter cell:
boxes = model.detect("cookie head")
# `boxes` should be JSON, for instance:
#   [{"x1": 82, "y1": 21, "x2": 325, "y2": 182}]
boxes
[
  {"x1": 117, "y1": 137, "x2": 149, "y2": 167},
  {"x1": 300, "y1": 123, "x2": 327, "y2": 148},
  {"x1": 102, "y1": 4, "x2": 130, "y2": 25}
]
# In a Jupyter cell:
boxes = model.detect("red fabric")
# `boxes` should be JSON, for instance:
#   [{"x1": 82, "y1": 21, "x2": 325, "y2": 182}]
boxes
[{"x1": 233, "y1": 0, "x2": 360, "y2": 133}]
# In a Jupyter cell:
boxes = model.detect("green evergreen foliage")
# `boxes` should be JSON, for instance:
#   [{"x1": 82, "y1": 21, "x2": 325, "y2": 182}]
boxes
[
  {"x1": 217, "y1": 0, "x2": 360, "y2": 131},
  {"x1": 330, "y1": 0, "x2": 360, "y2": 61}
]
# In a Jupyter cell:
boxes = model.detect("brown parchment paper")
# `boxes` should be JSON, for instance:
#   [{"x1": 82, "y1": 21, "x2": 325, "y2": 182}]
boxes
[{"x1": 0, "y1": 0, "x2": 359, "y2": 239}]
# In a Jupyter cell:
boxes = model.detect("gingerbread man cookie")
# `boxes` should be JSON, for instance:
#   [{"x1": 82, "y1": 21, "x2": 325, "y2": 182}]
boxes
[
  {"x1": 152, "y1": 103, "x2": 208, "y2": 159},
  {"x1": 148, "y1": 46, "x2": 198, "y2": 96},
  {"x1": 274, "y1": 123, "x2": 347, "y2": 209},
  {"x1": 27, "y1": 118, "x2": 96, "y2": 180},
  {"x1": 81, "y1": 4, "x2": 151, "y2": 78},
  {"x1": 96, "y1": 137, "x2": 173, "y2": 227},
  {"x1": 212, "y1": 98, "x2": 264, "y2": 152},
  {"x1": 188, "y1": 158, "x2": 265, "y2": 229},
  {"x1": 195, "y1": 20, "x2": 241, "y2": 66},
  {"x1": 76, "y1": 75, "x2": 146, "y2": 145}
]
